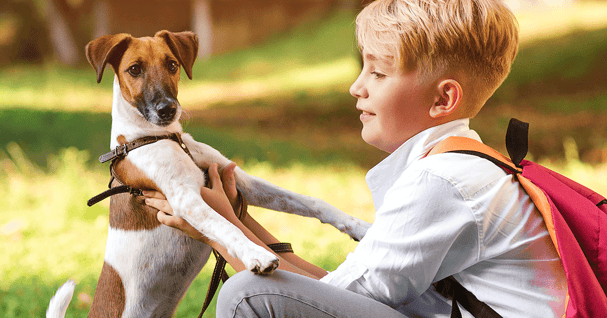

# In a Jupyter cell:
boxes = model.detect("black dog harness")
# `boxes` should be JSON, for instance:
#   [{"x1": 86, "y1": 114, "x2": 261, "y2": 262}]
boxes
[{"x1": 87, "y1": 133, "x2": 193, "y2": 207}]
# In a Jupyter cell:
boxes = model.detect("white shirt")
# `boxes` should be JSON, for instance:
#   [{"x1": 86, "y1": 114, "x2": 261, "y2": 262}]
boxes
[{"x1": 320, "y1": 119, "x2": 567, "y2": 317}]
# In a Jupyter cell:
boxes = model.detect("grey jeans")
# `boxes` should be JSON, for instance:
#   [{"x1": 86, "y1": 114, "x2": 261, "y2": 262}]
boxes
[{"x1": 216, "y1": 270, "x2": 407, "y2": 318}]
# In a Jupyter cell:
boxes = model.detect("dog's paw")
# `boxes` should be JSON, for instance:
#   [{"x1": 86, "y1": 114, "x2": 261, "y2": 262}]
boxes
[
  {"x1": 342, "y1": 219, "x2": 372, "y2": 242},
  {"x1": 242, "y1": 246, "x2": 279, "y2": 275}
]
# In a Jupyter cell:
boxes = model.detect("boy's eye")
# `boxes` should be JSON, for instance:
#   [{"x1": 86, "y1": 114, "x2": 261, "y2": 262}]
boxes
[{"x1": 372, "y1": 71, "x2": 386, "y2": 79}]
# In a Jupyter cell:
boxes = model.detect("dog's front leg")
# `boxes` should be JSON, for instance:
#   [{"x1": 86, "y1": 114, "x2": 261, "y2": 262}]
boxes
[
  {"x1": 180, "y1": 134, "x2": 371, "y2": 241},
  {"x1": 129, "y1": 142, "x2": 279, "y2": 273},
  {"x1": 166, "y1": 186, "x2": 279, "y2": 273}
]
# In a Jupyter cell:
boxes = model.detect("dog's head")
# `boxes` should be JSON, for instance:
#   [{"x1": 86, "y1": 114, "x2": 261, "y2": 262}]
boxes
[{"x1": 85, "y1": 31, "x2": 198, "y2": 126}]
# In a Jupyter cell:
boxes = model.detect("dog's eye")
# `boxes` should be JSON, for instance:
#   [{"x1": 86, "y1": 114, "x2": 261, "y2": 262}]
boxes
[
  {"x1": 128, "y1": 64, "x2": 142, "y2": 77},
  {"x1": 168, "y1": 61, "x2": 179, "y2": 73}
]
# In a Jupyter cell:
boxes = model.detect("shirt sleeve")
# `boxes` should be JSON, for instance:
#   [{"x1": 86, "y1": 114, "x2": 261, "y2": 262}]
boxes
[{"x1": 320, "y1": 168, "x2": 480, "y2": 308}]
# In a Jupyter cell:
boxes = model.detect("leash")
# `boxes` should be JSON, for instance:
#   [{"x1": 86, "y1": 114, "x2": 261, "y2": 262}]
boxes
[
  {"x1": 87, "y1": 133, "x2": 193, "y2": 206},
  {"x1": 198, "y1": 191, "x2": 247, "y2": 318},
  {"x1": 197, "y1": 190, "x2": 294, "y2": 318}
]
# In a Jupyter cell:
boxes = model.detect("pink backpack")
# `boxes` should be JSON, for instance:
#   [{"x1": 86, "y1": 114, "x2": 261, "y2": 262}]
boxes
[{"x1": 430, "y1": 118, "x2": 607, "y2": 318}]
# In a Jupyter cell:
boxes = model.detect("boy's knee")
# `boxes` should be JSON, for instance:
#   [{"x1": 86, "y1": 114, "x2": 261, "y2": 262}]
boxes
[
  {"x1": 216, "y1": 271, "x2": 251, "y2": 315},
  {"x1": 216, "y1": 271, "x2": 268, "y2": 318}
]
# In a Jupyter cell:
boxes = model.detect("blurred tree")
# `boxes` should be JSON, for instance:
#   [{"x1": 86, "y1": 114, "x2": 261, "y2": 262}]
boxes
[
  {"x1": 45, "y1": 0, "x2": 95, "y2": 66},
  {"x1": 0, "y1": 0, "x2": 51, "y2": 66},
  {"x1": 336, "y1": 0, "x2": 359, "y2": 10}
]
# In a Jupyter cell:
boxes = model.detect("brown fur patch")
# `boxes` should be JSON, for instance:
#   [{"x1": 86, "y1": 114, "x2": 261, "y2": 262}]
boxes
[
  {"x1": 113, "y1": 158, "x2": 159, "y2": 192},
  {"x1": 117, "y1": 135, "x2": 127, "y2": 145},
  {"x1": 109, "y1": 177, "x2": 161, "y2": 231},
  {"x1": 110, "y1": 157, "x2": 161, "y2": 230},
  {"x1": 88, "y1": 262, "x2": 126, "y2": 317}
]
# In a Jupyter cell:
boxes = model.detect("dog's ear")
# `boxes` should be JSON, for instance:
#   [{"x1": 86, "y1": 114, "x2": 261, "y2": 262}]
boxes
[
  {"x1": 156, "y1": 30, "x2": 199, "y2": 80},
  {"x1": 85, "y1": 34, "x2": 132, "y2": 83}
]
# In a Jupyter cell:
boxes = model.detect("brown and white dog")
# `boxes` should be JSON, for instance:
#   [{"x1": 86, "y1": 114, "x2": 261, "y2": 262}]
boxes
[{"x1": 46, "y1": 31, "x2": 370, "y2": 317}]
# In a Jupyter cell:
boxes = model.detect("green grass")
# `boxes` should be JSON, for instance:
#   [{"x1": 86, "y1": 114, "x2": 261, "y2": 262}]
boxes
[
  {"x1": 190, "y1": 10, "x2": 358, "y2": 82},
  {"x1": 0, "y1": 106, "x2": 375, "y2": 170},
  {"x1": 3, "y1": 2, "x2": 607, "y2": 316},
  {"x1": 493, "y1": 27, "x2": 607, "y2": 104}
]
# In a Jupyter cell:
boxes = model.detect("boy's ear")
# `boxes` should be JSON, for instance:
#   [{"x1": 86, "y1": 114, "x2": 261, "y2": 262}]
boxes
[{"x1": 429, "y1": 79, "x2": 462, "y2": 118}]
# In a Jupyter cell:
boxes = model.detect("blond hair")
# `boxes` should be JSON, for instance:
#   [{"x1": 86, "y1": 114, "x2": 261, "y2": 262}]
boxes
[{"x1": 356, "y1": 0, "x2": 519, "y2": 117}]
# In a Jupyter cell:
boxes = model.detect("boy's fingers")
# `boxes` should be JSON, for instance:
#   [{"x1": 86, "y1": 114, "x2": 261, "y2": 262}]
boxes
[
  {"x1": 145, "y1": 198, "x2": 173, "y2": 215},
  {"x1": 207, "y1": 163, "x2": 223, "y2": 190},
  {"x1": 157, "y1": 211, "x2": 181, "y2": 228},
  {"x1": 223, "y1": 162, "x2": 237, "y2": 180},
  {"x1": 222, "y1": 162, "x2": 238, "y2": 197},
  {"x1": 142, "y1": 190, "x2": 166, "y2": 200}
]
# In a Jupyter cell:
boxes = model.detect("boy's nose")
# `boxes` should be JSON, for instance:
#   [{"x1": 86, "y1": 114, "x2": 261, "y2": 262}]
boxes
[{"x1": 349, "y1": 75, "x2": 367, "y2": 99}]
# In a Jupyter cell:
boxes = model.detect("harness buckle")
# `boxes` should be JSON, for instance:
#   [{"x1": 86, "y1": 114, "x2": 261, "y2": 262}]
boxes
[
  {"x1": 115, "y1": 144, "x2": 128, "y2": 158},
  {"x1": 129, "y1": 187, "x2": 143, "y2": 196}
]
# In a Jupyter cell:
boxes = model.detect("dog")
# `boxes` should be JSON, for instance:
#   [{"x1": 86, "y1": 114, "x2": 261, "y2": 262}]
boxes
[{"x1": 46, "y1": 30, "x2": 370, "y2": 317}]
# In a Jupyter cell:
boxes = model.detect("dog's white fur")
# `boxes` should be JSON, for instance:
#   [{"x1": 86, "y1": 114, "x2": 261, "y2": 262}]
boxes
[
  {"x1": 46, "y1": 280, "x2": 75, "y2": 318},
  {"x1": 109, "y1": 77, "x2": 281, "y2": 272},
  {"x1": 104, "y1": 222, "x2": 210, "y2": 316}
]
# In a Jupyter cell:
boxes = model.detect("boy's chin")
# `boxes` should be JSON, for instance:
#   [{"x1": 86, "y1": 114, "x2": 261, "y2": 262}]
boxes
[
  {"x1": 362, "y1": 129, "x2": 409, "y2": 154},
  {"x1": 361, "y1": 131, "x2": 387, "y2": 152}
]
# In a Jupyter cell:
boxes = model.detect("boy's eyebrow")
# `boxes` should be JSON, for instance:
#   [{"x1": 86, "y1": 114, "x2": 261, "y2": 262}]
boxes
[
  {"x1": 363, "y1": 53, "x2": 378, "y2": 61},
  {"x1": 363, "y1": 53, "x2": 395, "y2": 68}
]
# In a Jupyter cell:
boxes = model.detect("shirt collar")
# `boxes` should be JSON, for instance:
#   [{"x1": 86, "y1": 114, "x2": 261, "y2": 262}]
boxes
[{"x1": 365, "y1": 118, "x2": 480, "y2": 194}]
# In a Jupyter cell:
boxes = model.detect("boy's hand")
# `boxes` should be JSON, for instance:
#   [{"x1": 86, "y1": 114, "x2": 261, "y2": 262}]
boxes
[
  {"x1": 199, "y1": 162, "x2": 240, "y2": 222},
  {"x1": 144, "y1": 189, "x2": 208, "y2": 242},
  {"x1": 220, "y1": 162, "x2": 244, "y2": 214}
]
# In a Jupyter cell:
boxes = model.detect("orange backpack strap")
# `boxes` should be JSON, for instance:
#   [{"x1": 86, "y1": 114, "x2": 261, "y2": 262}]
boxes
[
  {"x1": 428, "y1": 137, "x2": 521, "y2": 174},
  {"x1": 428, "y1": 136, "x2": 560, "y2": 255}
]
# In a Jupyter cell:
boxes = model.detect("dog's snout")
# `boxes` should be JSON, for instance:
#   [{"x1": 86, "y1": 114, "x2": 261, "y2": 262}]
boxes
[
  {"x1": 136, "y1": 90, "x2": 180, "y2": 126},
  {"x1": 157, "y1": 102, "x2": 177, "y2": 121}
]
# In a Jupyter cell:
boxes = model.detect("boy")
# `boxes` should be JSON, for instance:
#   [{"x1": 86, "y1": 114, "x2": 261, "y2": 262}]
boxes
[{"x1": 144, "y1": 0, "x2": 567, "y2": 316}]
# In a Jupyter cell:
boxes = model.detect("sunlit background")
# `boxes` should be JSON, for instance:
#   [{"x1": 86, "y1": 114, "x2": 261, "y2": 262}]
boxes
[{"x1": 2, "y1": 0, "x2": 607, "y2": 316}]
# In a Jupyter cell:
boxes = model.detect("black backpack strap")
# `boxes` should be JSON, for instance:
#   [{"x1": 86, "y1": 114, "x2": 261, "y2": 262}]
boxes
[
  {"x1": 506, "y1": 118, "x2": 529, "y2": 168},
  {"x1": 434, "y1": 276, "x2": 503, "y2": 318}
]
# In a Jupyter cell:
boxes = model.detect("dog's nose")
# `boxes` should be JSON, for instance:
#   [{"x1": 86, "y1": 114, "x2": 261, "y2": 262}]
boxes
[{"x1": 157, "y1": 102, "x2": 177, "y2": 121}]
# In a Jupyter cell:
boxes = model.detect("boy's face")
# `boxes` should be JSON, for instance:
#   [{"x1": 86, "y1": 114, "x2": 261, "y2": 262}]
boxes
[{"x1": 350, "y1": 52, "x2": 436, "y2": 153}]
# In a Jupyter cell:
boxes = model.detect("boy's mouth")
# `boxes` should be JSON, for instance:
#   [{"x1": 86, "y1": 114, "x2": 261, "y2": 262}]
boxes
[{"x1": 359, "y1": 110, "x2": 375, "y2": 122}]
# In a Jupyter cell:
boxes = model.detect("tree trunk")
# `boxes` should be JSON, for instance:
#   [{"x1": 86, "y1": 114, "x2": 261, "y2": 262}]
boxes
[{"x1": 45, "y1": 0, "x2": 95, "y2": 66}]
